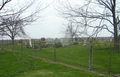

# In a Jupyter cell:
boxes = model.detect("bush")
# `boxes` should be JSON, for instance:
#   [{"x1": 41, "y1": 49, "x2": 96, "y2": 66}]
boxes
[
  {"x1": 73, "y1": 41, "x2": 79, "y2": 45},
  {"x1": 56, "y1": 42, "x2": 62, "y2": 48}
]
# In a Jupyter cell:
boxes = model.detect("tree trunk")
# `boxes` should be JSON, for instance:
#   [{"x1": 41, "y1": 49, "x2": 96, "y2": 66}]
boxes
[
  {"x1": 113, "y1": 0, "x2": 119, "y2": 52},
  {"x1": 12, "y1": 37, "x2": 15, "y2": 51},
  {"x1": 71, "y1": 35, "x2": 74, "y2": 44},
  {"x1": 114, "y1": 25, "x2": 119, "y2": 51},
  {"x1": 12, "y1": 37, "x2": 14, "y2": 44}
]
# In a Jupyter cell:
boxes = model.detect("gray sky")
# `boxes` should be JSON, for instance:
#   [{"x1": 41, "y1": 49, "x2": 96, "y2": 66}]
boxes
[
  {"x1": 3, "y1": 0, "x2": 112, "y2": 39},
  {"x1": 4, "y1": 0, "x2": 65, "y2": 39},
  {"x1": 22, "y1": 0, "x2": 65, "y2": 39},
  {"x1": 24, "y1": 1, "x2": 64, "y2": 39}
]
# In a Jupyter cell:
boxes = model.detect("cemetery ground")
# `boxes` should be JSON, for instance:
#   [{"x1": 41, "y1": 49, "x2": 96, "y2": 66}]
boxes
[
  {"x1": 0, "y1": 41, "x2": 120, "y2": 77},
  {"x1": 0, "y1": 50, "x2": 110, "y2": 77}
]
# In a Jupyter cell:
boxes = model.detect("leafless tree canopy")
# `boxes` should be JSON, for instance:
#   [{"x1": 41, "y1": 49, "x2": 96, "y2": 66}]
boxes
[
  {"x1": 57, "y1": 0, "x2": 120, "y2": 51},
  {"x1": 0, "y1": 0, "x2": 49, "y2": 43},
  {"x1": 0, "y1": 14, "x2": 26, "y2": 43}
]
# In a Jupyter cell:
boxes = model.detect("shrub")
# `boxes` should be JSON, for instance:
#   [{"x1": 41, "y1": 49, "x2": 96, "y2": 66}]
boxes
[
  {"x1": 56, "y1": 42, "x2": 62, "y2": 48},
  {"x1": 73, "y1": 41, "x2": 79, "y2": 45}
]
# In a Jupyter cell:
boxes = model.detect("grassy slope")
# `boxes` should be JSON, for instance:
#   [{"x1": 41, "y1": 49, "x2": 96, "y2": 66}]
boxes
[
  {"x1": 0, "y1": 50, "x2": 110, "y2": 77},
  {"x1": 4, "y1": 41, "x2": 120, "y2": 74}
]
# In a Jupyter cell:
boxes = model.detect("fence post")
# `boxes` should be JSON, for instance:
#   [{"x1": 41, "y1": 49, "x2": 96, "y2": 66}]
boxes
[
  {"x1": 21, "y1": 40, "x2": 23, "y2": 53},
  {"x1": 54, "y1": 38, "x2": 56, "y2": 62},
  {"x1": 89, "y1": 41, "x2": 92, "y2": 70},
  {"x1": 2, "y1": 38, "x2": 3, "y2": 48},
  {"x1": 109, "y1": 43, "x2": 112, "y2": 75},
  {"x1": 38, "y1": 39, "x2": 42, "y2": 50},
  {"x1": 13, "y1": 41, "x2": 14, "y2": 51},
  {"x1": 7, "y1": 40, "x2": 8, "y2": 49},
  {"x1": 33, "y1": 41, "x2": 35, "y2": 56}
]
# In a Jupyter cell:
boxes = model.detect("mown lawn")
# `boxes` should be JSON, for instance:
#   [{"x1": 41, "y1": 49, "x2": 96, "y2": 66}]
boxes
[
  {"x1": 0, "y1": 50, "x2": 111, "y2": 77},
  {"x1": 2, "y1": 41, "x2": 120, "y2": 74}
]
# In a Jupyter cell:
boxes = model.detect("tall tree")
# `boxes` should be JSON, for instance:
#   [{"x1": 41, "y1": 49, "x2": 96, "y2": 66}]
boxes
[{"x1": 57, "y1": 0, "x2": 120, "y2": 51}]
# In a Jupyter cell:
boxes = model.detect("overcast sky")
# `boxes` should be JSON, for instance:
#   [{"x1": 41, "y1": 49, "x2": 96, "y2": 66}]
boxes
[
  {"x1": 2, "y1": 0, "x2": 112, "y2": 39},
  {"x1": 24, "y1": 0, "x2": 64, "y2": 39}
]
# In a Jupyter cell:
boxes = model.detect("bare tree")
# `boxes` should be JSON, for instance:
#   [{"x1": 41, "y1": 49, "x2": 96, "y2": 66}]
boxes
[
  {"x1": 0, "y1": 15, "x2": 26, "y2": 44},
  {"x1": 57, "y1": 0, "x2": 120, "y2": 51},
  {"x1": 0, "y1": 0, "x2": 48, "y2": 44},
  {"x1": 62, "y1": 21, "x2": 79, "y2": 41}
]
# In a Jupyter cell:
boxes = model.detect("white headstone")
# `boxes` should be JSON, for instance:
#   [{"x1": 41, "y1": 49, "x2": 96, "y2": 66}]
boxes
[
  {"x1": 83, "y1": 40, "x2": 86, "y2": 46},
  {"x1": 55, "y1": 38, "x2": 59, "y2": 43},
  {"x1": 46, "y1": 38, "x2": 54, "y2": 45},
  {"x1": 110, "y1": 38, "x2": 112, "y2": 42},
  {"x1": 29, "y1": 39, "x2": 32, "y2": 47},
  {"x1": 25, "y1": 41, "x2": 27, "y2": 46},
  {"x1": 60, "y1": 38, "x2": 70, "y2": 47},
  {"x1": 25, "y1": 41, "x2": 28, "y2": 48}
]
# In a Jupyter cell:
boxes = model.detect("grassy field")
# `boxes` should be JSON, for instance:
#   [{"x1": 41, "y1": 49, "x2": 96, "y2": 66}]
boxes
[
  {"x1": 1, "y1": 41, "x2": 120, "y2": 75},
  {"x1": 0, "y1": 50, "x2": 111, "y2": 77}
]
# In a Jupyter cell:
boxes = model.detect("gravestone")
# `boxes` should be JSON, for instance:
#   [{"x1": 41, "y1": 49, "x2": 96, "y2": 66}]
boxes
[
  {"x1": 60, "y1": 38, "x2": 70, "y2": 47},
  {"x1": 25, "y1": 41, "x2": 27, "y2": 46},
  {"x1": 110, "y1": 38, "x2": 112, "y2": 42},
  {"x1": 83, "y1": 40, "x2": 86, "y2": 46},
  {"x1": 25, "y1": 41, "x2": 29, "y2": 48},
  {"x1": 29, "y1": 39, "x2": 32, "y2": 47},
  {"x1": 101, "y1": 38, "x2": 104, "y2": 42},
  {"x1": 18, "y1": 39, "x2": 22, "y2": 45},
  {"x1": 46, "y1": 38, "x2": 54, "y2": 45},
  {"x1": 41, "y1": 37, "x2": 45, "y2": 41},
  {"x1": 55, "y1": 38, "x2": 60, "y2": 43},
  {"x1": 75, "y1": 37, "x2": 78, "y2": 41}
]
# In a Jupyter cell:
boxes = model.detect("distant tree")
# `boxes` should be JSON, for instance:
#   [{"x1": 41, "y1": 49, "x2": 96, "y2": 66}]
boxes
[
  {"x1": 62, "y1": 21, "x2": 79, "y2": 41},
  {"x1": 57, "y1": 0, "x2": 120, "y2": 51}
]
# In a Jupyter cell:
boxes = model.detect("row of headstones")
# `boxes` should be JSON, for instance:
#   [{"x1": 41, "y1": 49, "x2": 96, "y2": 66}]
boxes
[
  {"x1": 45, "y1": 38, "x2": 95, "y2": 46},
  {"x1": 45, "y1": 38, "x2": 74, "y2": 47},
  {"x1": 45, "y1": 38, "x2": 87, "y2": 47},
  {"x1": 19, "y1": 38, "x2": 113, "y2": 48},
  {"x1": 21, "y1": 38, "x2": 76, "y2": 47},
  {"x1": 24, "y1": 39, "x2": 42, "y2": 49},
  {"x1": 22, "y1": 38, "x2": 87, "y2": 47}
]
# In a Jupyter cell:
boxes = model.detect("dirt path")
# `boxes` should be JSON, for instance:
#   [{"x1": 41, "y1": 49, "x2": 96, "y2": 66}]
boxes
[{"x1": 23, "y1": 53, "x2": 120, "y2": 77}]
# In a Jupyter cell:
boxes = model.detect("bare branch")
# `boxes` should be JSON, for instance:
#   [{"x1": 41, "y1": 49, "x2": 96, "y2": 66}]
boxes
[{"x1": 0, "y1": 0, "x2": 11, "y2": 11}]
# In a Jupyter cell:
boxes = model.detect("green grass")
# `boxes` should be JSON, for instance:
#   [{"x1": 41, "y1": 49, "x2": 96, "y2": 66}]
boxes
[
  {"x1": 0, "y1": 50, "x2": 110, "y2": 77},
  {"x1": 1, "y1": 41, "x2": 120, "y2": 74}
]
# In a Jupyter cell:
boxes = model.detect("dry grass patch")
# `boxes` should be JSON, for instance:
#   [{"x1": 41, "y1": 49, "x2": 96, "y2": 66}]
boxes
[{"x1": 25, "y1": 70, "x2": 54, "y2": 77}]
